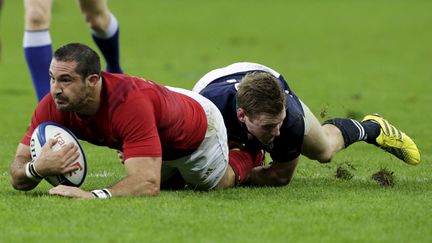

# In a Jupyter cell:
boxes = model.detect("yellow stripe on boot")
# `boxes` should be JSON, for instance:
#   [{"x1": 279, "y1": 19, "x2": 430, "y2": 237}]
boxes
[{"x1": 362, "y1": 114, "x2": 420, "y2": 165}]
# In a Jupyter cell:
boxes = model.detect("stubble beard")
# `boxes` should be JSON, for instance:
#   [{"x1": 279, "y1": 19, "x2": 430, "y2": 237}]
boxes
[{"x1": 54, "y1": 89, "x2": 92, "y2": 113}]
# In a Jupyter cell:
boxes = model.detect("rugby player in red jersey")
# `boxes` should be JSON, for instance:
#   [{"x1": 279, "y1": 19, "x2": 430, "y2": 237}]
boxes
[{"x1": 10, "y1": 43, "x2": 258, "y2": 199}]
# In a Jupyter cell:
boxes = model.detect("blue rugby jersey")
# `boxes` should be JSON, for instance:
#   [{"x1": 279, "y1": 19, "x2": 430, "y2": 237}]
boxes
[{"x1": 197, "y1": 63, "x2": 305, "y2": 162}]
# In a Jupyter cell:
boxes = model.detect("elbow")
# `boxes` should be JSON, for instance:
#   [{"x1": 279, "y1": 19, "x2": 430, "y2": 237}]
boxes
[
  {"x1": 144, "y1": 179, "x2": 161, "y2": 196},
  {"x1": 10, "y1": 178, "x2": 37, "y2": 191},
  {"x1": 124, "y1": 172, "x2": 161, "y2": 197},
  {"x1": 9, "y1": 163, "x2": 38, "y2": 191},
  {"x1": 261, "y1": 170, "x2": 293, "y2": 187},
  {"x1": 269, "y1": 166, "x2": 295, "y2": 187},
  {"x1": 134, "y1": 181, "x2": 160, "y2": 197},
  {"x1": 256, "y1": 171, "x2": 293, "y2": 187},
  {"x1": 145, "y1": 186, "x2": 160, "y2": 196}
]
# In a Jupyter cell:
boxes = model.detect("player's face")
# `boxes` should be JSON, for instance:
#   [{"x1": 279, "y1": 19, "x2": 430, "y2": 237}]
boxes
[
  {"x1": 244, "y1": 110, "x2": 286, "y2": 145},
  {"x1": 49, "y1": 60, "x2": 92, "y2": 112}
]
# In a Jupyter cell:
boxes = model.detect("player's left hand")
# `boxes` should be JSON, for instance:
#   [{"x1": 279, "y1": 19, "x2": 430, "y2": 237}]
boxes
[{"x1": 49, "y1": 185, "x2": 93, "y2": 199}]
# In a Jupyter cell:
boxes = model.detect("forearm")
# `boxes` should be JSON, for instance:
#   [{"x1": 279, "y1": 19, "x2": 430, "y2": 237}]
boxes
[
  {"x1": 10, "y1": 155, "x2": 40, "y2": 191},
  {"x1": 105, "y1": 157, "x2": 162, "y2": 197},
  {"x1": 108, "y1": 174, "x2": 160, "y2": 197},
  {"x1": 48, "y1": 157, "x2": 163, "y2": 199},
  {"x1": 245, "y1": 157, "x2": 299, "y2": 187}
]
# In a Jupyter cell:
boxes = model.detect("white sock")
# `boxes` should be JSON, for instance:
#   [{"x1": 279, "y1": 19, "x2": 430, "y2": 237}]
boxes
[
  {"x1": 23, "y1": 30, "x2": 52, "y2": 47},
  {"x1": 91, "y1": 13, "x2": 118, "y2": 39}
]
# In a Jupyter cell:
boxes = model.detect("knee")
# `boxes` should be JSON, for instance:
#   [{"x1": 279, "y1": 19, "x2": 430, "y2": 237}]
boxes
[
  {"x1": 305, "y1": 147, "x2": 334, "y2": 163},
  {"x1": 315, "y1": 151, "x2": 334, "y2": 163},
  {"x1": 82, "y1": 10, "x2": 110, "y2": 32},
  {"x1": 25, "y1": 7, "x2": 50, "y2": 30}
]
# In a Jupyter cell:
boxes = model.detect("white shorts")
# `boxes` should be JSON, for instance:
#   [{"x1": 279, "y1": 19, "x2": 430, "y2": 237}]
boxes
[
  {"x1": 299, "y1": 100, "x2": 313, "y2": 136},
  {"x1": 162, "y1": 87, "x2": 229, "y2": 190}
]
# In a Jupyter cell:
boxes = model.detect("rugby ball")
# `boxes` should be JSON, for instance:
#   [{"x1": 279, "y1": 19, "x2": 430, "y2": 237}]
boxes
[{"x1": 30, "y1": 122, "x2": 87, "y2": 187}]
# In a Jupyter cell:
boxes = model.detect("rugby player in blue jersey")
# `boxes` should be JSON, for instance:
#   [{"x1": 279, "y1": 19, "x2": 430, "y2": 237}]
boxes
[{"x1": 193, "y1": 62, "x2": 420, "y2": 186}]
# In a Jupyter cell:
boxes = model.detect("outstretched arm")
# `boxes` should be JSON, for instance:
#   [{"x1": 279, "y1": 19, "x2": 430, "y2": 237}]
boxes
[
  {"x1": 109, "y1": 157, "x2": 162, "y2": 196},
  {"x1": 245, "y1": 156, "x2": 299, "y2": 187},
  {"x1": 49, "y1": 156, "x2": 162, "y2": 199}
]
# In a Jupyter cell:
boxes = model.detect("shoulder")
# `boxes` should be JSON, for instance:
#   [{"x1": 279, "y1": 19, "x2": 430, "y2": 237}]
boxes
[{"x1": 199, "y1": 80, "x2": 237, "y2": 111}]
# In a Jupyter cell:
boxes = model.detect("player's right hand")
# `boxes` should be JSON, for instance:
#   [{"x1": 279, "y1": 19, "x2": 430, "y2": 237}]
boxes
[{"x1": 33, "y1": 138, "x2": 80, "y2": 176}]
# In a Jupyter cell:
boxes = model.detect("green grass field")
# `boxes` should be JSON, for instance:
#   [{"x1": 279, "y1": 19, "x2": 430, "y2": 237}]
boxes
[{"x1": 1, "y1": 0, "x2": 431, "y2": 242}]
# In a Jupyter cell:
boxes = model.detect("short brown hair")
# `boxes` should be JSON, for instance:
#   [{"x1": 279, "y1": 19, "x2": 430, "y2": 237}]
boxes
[
  {"x1": 237, "y1": 72, "x2": 286, "y2": 119},
  {"x1": 54, "y1": 43, "x2": 101, "y2": 81}
]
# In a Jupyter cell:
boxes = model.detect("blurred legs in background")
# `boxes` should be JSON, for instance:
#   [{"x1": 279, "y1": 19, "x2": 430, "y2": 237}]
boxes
[{"x1": 23, "y1": 0, "x2": 122, "y2": 101}]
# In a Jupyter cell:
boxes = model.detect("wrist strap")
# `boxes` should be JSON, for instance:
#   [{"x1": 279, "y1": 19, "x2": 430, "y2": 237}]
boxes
[
  {"x1": 91, "y1": 189, "x2": 112, "y2": 199},
  {"x1": 25, "y1": 161, "x2": 43, "y2": 181}
]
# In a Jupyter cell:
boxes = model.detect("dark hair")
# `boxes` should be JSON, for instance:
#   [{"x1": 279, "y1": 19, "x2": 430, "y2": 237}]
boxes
[
  {"x1": 53, "y1": 43, "x2": 101, "y2": 80},
  {"x1": 237, "y1": 72, "x2": 286, "y2": 119}
]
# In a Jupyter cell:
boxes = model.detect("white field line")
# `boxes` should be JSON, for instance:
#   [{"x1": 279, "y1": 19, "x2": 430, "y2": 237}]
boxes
[
  {"x1": 87, "y1": 171, "x2": 115, "y2": 178},
  {"x1": 0, "y1": 171, "x2": 115, "y2": 178}
]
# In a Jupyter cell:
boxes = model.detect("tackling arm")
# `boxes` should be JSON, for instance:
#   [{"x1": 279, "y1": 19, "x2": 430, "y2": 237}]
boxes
[{"x1": 245, "y1": 156, "x2": 299, "y2": 187}]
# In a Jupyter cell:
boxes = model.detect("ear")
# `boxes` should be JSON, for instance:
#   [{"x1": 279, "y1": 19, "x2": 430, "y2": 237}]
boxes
[
  {"x1": 237, "y1": 108, "x2": 246, "y2": 123},
  {"x1": 87, "y1": 74, "x2": 100, "y2": 87}
]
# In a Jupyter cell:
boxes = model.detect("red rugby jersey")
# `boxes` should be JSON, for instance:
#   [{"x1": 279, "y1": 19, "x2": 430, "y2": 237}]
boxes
[{"x1": 21, "y1": 72, "x2": 207, "y2": 161}]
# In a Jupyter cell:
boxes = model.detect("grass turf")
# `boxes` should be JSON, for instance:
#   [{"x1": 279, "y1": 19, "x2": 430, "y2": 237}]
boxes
[{"x1": 0, "y1": 0, "x2": 431, "y2": 242}]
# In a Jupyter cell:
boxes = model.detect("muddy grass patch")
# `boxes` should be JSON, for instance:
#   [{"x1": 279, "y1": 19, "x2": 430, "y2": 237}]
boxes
[
  {"x1": 335, "y1": 162, "x2": 356, "y2": 180},
  {"x1": 372, "y1": 168, "x2": 395, "y2": 187}
]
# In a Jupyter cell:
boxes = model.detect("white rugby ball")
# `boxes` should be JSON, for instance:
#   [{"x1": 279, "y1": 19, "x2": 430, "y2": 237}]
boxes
[{"x1": 30, "y1": 122, "x2": 87, "y2": 187}]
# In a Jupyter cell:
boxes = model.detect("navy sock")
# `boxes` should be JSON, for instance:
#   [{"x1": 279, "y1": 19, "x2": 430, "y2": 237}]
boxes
[
  {"x1": 361, "y1": 120, "x2": 381, "y2": 144},
  {"x1": 323, "y1": 118, "x2": 381, "y2": 148},
  {"x1": 92, "y1": 29, "x2": 122, "y2": 73},
  {"x1": 24, "y1": 45, "x2": 52, "y2": 101}
]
